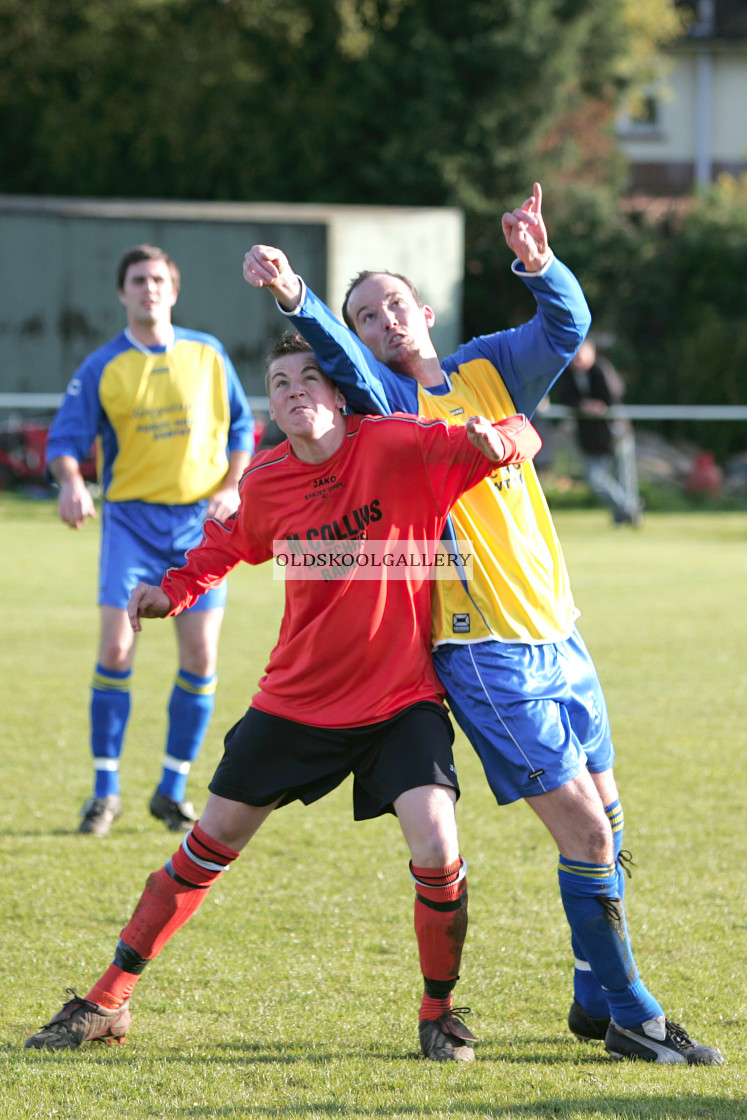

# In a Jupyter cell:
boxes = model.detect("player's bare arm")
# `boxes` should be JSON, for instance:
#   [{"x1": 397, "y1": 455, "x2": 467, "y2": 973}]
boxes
[
  {"x1": 243, "y1": 245, "x2": 302, "y2": 312},
  {"x1": 207, "y1": 449, "x2": 252, "y2": 521},
  {"x1": 48, "y1": 455, "x2": 97, "y2": 529},
  {"x1": 501, "y1": 182, "x2": 552, "y2": 273},
  {"x1": 127, "y1": 582, "x2": 171, "y2": 633}
]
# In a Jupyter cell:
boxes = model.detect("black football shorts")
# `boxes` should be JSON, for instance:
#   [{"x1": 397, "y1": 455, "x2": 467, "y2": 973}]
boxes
[{"x1": 208, "y1": 700, "x2": 457, "y2": 820}]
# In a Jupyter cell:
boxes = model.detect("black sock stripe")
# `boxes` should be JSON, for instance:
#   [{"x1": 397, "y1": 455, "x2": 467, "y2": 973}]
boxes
[
  {"x1": 169, "y1": 868, "x2": 211, "y2": 889},
  {"x1": 415, "y1": 892, "x2": 467, "y2": 913},
  {"x1": 184, "y1": 832, "x2": 233, "y2": 865},
  {"x1": 164, "y1": 858, "x2": 211, "y2": 888},
  {"x1": 113, "y1": 939, "x2": 150, "y2": 975},
  {"x1": 423, "y1": 975, "x2": 459, "y2": 998}
]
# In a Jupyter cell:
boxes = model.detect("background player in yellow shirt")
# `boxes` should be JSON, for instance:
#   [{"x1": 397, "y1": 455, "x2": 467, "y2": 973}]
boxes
[{"x1": 46, "y1": 245, "x2": 254, "y2": 836}]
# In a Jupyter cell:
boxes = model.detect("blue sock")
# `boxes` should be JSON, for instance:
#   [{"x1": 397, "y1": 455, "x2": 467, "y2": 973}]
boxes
[
  {"x1": 559, "y1": 854, "x2": 662, "y2": 1029},
  {"x1": 571, "y1": 799, "x2": 625, "y2": 1017},
  {"x1": 90, "y1": 664, "x2": 131, "y2": 798},
  {"x1": 157, "y1": 670, "x2": 216, "y2": 802},
  {"x1": 606, "y1": 799, "x2": 627, "y2": 897}
]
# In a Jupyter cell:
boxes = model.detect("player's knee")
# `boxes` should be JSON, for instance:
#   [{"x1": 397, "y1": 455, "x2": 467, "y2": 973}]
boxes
[
  {"x1": 409, "y1": 831, "x2": 460, "y2": 868},
  {"x1": 98, "y1": 640, "x2": 133, "y2": 671},
  {"x1": 179, "y1": 638, "x2": 218, "y2": 676},
  {"x1": 583, "y1": 815, "x2": 614, "y2": 864}
]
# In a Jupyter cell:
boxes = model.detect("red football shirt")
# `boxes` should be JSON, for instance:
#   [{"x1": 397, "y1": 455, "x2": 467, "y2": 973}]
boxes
[{"x1": 162, "y1": 413, "x2": 496, "y2": 727}]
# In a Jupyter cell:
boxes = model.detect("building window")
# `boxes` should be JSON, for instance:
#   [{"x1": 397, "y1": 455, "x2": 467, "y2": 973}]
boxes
[{"x1": 617, "y1": 91, "x2": 662, "y2": 138}]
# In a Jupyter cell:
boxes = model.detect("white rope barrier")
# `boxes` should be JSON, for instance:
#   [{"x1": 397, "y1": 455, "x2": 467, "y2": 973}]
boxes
[{"x1": 1, "y1": 396, "x2": 746, "y2": 421}]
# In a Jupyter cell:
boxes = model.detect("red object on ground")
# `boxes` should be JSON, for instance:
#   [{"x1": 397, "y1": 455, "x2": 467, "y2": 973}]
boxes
[
  {"x1": 0, "y1": 417, "x2": 97, "y2": 490},
  {"x1": 684, "y1": 451, "x2": 723, "y2": 497},
  {"x1": 0, "y1": 413, "x2": 267, "y2": 491}
]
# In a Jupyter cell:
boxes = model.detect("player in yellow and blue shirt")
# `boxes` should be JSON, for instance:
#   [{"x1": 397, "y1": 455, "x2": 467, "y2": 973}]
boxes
[
  {"x1": 46, "y1": 245, "x2": 254, "y2": 838},
  {"x1": 240, "y1": 184, "x2": 724, "y2": 1066}
]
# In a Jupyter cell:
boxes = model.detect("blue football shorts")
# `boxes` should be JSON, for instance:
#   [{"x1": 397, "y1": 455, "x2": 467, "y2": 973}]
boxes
[
  {"x1": 98, "y1": 499, "x2": 227, "y2": 612},
  {"x1": 432, "y1": 626, "x2": 614, "y2": 805}
]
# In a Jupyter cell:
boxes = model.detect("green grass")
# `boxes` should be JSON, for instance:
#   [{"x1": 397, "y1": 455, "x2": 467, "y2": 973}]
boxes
[{"x1": 1, "y1": 494, "x2": 745, "y2": 1119}]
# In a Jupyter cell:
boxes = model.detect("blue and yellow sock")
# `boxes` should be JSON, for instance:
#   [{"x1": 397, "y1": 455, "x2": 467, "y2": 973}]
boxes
[
  {"x1": 157, "y1": 670, "x2": 216, "y2": 802},
  {"x1": 560, "y1": 853, "x2": 662, "y2": 1028},
  {"x1": 90, "y1": 664, "x2": 131, "y2": 798},
  {"x1": 571, "y1": 799, "x2": 625, "y2": 1017}
]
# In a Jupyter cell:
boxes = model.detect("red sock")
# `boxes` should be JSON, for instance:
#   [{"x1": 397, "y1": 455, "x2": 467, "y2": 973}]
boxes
[
  {"x1": 86, "y1": 964, "x2": 139, "y2": 1010},
  {"x1": 86, "y1": 823, "x2": 239, "y2": 1009},
  {"x1": 411, "y1": 858, "x2": 468, "y2": 1021}
]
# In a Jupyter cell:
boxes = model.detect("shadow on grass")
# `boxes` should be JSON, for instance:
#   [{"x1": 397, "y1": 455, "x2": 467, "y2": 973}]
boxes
[
  {"x1": 10, "y1": 1037, "x2": 655, "y2": 1070},
  {"x1": 209, "y1": 1035, "x2": 623, "y2": 1067},
  {"x1": 177, "y1": 1103, "x2": 739, "y2": 1120},
  {"x1": 14, "y1": 1043, "x2": 738, "y2": 1119},
  {"x1": 187, "y1": 1106, "x2": 734, "y2": 1115},
  {"x1": 0, "y1": 825, "x2": 178, "y2": 839}
]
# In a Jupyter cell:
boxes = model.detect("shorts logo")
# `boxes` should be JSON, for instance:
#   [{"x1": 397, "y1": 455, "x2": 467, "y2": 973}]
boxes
[
  {"x1": 528, "y1": 769, "x2": 546, "y2": 781},
  {"x1": 452, "y1": 613, "x2": 471, "y2": 633},
  {"x1": 450, "y1": 407, "x2": 465, "y2": 416}
]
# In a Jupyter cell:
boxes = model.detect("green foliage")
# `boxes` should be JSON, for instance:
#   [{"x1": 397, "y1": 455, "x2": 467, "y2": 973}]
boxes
[
  {"x1": 1, "y1": 497, "x2": 746, "y2": 1117},
  {"x1": 548, "y1": 175, "x2": 747, "y2": 461},
  {"x1": 0, "y1": 0, "x2": 673, "y2": 207}
]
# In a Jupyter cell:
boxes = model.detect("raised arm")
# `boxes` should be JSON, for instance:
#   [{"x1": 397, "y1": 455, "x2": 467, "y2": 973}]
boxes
[
  {"x1": 243, "y1": 245, "x2": 417, "y2": 416},
  {"x1": 444, "y1": 183, "x2": 592, "y2": 418},
  {"x1": 501, "y1": 182, "x2": 552, "y2": 274},
  {"x1": 243, "y1": 244, "x2": 304, "y2": 312}
]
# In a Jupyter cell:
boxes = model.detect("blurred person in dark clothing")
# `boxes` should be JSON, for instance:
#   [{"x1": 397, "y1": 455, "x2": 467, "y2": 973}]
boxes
[{"x1": 554, "y1": 338, "x2": 642, "y2": 526}]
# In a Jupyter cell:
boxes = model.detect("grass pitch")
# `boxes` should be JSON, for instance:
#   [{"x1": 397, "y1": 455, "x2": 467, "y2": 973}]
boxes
[{"x1": 1, "y1": 494, "x2": 745, "y2": 1119}]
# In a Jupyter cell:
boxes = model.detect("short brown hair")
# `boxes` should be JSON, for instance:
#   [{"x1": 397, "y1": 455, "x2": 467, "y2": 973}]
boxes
[
  {"x1": 341, "y1": 270, "x2": 424, "y2": 331},
  {"x1": 264, "y1": 330, "x2": 316, "y2": 393},
  {"x1": 116, "y1": 245, "x2": 180, "y2": 292}
]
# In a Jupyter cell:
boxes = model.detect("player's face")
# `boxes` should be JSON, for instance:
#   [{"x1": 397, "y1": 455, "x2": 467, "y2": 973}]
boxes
[
  {"x1": 118, "y1": 259, "x2": 178, "y2": 327},
  {"x1": 268, "y1": 352, "x2": 345, "y2": 440},
  {"x1": 346, "y1": 274, "x2": 435, "y2": 375}
]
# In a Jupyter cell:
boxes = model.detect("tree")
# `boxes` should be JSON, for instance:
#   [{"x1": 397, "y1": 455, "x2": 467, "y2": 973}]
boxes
[
  {"x1": 8, "y1": 0, "x2": 716, "y2": 444},
  {"x1": 0, "y1": 0, "x2": 682, "y2": 210}
]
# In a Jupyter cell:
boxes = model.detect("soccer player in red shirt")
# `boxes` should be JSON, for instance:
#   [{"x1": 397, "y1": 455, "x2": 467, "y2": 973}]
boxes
[{"x1": 26, "y1": 333, "x2": 541, "y2": 1063}]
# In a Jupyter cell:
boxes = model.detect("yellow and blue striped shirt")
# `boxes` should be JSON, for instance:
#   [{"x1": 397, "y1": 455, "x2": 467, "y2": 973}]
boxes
[{"x1": 47, "y1": 327, "x2": 253, "y2": 504}]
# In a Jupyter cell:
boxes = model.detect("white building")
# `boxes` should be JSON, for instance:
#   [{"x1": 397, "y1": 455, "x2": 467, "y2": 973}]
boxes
[{"x1": 617, "y1": 0, "x2": 747, "y2": 194}]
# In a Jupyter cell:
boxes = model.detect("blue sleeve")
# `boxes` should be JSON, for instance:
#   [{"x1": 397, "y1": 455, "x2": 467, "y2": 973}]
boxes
[
  {"x1": 45, "y1": 355, "x2": 106, "y2": 465},
  {"x1": 442, "y1": 256, "x2": 592, "y2": 418},
  {"x1": 222, "y1": 348, "x2": 255, "y2": 452},
  {"x1": 289, "y1": 288, "x2": 420, "y2": 416}
]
